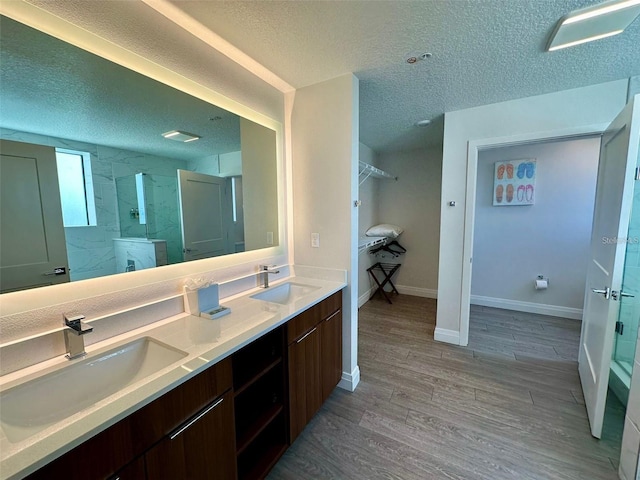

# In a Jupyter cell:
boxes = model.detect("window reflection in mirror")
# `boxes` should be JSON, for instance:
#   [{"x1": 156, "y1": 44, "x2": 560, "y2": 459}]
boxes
[{"x1": 0, "y1": 16, "x2": 279, "y2": 293}]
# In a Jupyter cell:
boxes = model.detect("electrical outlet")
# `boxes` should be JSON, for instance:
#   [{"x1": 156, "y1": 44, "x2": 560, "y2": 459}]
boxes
[
  {"x1": 311, "y1": 232, "x2": 320, "y2": 248},
  {"x1": 266, "y1": 231, "x2": 273, "y2": 245}
]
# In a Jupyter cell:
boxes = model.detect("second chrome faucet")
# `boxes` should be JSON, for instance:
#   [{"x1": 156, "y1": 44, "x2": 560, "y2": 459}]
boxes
[{"x1": 258, "y1": 265, "x2": 280, "y2": 288}]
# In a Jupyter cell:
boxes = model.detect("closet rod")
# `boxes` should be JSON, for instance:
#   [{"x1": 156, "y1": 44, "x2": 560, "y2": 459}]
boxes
[{"x1": 358, "y1": 161, "x2": 397, "y2": 186}]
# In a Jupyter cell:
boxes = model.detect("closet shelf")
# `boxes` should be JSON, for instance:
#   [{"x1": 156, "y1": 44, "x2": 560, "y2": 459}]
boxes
[
  {"x1": 358, "y1": 236, "x2": 386, "y2": 254},
  {"x1": 358, "y1": 161, "x2": 397, "y2": 186}
]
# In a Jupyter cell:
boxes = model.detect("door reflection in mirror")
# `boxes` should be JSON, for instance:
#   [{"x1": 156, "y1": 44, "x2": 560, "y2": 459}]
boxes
[{"x1": 0, "y1": 15, "x2": 279, "y2": 292}]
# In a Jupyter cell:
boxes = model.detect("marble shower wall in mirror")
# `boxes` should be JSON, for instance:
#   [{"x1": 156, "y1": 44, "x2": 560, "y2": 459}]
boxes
[{"x1": 0, "y1": 16, "x2": 279, "y2": 292}]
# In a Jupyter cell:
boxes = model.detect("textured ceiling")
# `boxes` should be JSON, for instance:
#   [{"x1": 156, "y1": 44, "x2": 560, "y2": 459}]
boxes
[
  {"x1": 0, "y1": 16, "x2": 243, "y2": 160},
  {"x1": 3, "y1": 1, "x2": 639, "y2": 156},
  {"x1": 169, "y1": 0, "x2": 640, "y2": 152}
]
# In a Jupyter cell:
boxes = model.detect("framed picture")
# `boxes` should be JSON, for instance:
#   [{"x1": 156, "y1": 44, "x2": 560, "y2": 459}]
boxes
[{"x1": 493, "y1": 159, "x2": 536, "y2": 206}]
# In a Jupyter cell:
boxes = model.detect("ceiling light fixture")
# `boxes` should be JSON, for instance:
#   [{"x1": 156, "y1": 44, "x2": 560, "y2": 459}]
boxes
[
  {"x1": 546, "y1": 0, "x2": 640, "y2": 51},
  {"x1": 162, "y1": 130, "x2": 201, "y2": 143},
  {"x1": 414, "y1": 119, "x2": 431, "y2": 127}
]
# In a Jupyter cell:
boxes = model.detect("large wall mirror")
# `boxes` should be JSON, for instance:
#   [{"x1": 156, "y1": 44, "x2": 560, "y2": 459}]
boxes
[{"x1": 0, "y1": 15, "x2": 280, "y2": 293}]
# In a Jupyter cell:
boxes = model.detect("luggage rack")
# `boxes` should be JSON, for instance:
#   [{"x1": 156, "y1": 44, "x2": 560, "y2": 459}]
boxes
[{"x1": 367, "y1": 262, "x2": 402, "y2": 304}]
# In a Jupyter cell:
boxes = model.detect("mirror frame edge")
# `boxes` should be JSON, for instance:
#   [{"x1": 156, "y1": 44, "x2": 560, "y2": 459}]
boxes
[{"x1": 0, "y1": 1, "x2": 289, "y2": 315}]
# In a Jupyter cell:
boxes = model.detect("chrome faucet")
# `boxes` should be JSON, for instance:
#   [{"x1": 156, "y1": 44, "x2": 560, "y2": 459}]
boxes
[
  {"x1": 259, "y1": 265, "x2": 280, "y2": 288},
  {"x1": 63, "y1": 313, "x2": 93, "y2": 360}
]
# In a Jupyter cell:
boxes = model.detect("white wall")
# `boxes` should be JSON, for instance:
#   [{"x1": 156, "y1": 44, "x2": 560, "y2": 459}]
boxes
[
  {"x1": 436, "y1": 79, "x2": 629, "y2": 345},
  {"x1": 471, "y1": 137, "x2": 600, "y2": 317},
  {"x1": 377, "y1": 147, "x2": 442, "y2": 297},
  {"x1": 291, "y1": 74, "x2": 360, "y2": 391},
  {"x1": 358, "y1": 142, "x2": 379, "y2": 304},
  {"x1": 220, "y1": 152, "x2": 243, "y2": 177},
  {"x1": 241, "y1": 118, "x2": 278, "y2": 251}
]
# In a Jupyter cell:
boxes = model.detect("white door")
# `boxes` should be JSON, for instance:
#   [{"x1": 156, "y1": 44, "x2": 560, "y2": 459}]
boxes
[
  {"x1": 0, "y1": 140, "x2": 70, "y2": 292},
  {"x1": 177, "y1": 170, "x2": 231, "y2": 262},
  {"x1": 580, "y1": 95, "x2": 640, "y2": 438}
]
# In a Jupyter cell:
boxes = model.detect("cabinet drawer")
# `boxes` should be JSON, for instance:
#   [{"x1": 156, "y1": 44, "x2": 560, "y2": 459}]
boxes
[
  {"x1": 287, "y1": 291, "x2": 342, "y2": 344},
  {"x1": 317, "y1": 291, "x2": 342, "y2": 321},
  {"x1": 145, "y1": 389, "x2": 237, "y2": 480},
  {"x1": 129, "y1": 357, "x2": 232, "y2": 453},
  {"x1": 287, "y1": 306, "x2": 318, "y2": 344},
  {"x1": 27, "y1": 357, "x2": 232, "y2": 480}
]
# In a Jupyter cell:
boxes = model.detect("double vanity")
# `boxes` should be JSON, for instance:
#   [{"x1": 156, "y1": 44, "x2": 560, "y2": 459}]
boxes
[{"x1": 0, "y1": 274, "x2": 346, "y2": 480}]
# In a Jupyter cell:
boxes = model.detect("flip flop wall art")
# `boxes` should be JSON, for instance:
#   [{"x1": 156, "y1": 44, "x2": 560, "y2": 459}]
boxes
[{"x1": 493, "y1": 159, "x2": 535, "y2": 206}]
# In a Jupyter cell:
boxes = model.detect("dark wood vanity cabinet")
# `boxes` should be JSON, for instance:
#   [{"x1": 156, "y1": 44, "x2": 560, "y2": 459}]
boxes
[
  {"x1": 288, "y1": 291, "x2": 342, "y2": 442},
  {"x1": 288, "y1": 322, "x2": 322, "y2": 442},
  {"x1": 320, "y1": 307, "x2": 343, "y2": 403},
  {"x1": 26, "y1": 289, "x2": 343, "y2": 480},
  {"x1": 110, "y1": 456, "x2": 146, "y2": 480},
  {"x1": 26, "y1": 358, "x2": 234, "y2": 480},
  {"x1": 231, "y1": 327, "x2": 288, "y2": 480},
  {"x1": 145, "y1": 389, "x2": 236, "y2": 480}
]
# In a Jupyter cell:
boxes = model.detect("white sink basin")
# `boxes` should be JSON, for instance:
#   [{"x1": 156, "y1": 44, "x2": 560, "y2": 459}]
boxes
[
  {"x1": 250, "y1": 282, "x2": 320, "y2": 305},
  {"x1": 0, "y1": 337, "x2": 187, "y2": 443}
]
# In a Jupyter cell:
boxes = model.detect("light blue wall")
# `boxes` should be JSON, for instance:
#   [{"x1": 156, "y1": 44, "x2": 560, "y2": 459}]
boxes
[{"x1": 472, "y1": 136, "x2": 601, "y2": 311}]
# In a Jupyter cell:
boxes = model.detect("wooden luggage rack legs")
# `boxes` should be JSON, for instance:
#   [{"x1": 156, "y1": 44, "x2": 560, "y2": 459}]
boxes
[{"x1": 367, "y1": 262, "x2": 401, "y2": 304}]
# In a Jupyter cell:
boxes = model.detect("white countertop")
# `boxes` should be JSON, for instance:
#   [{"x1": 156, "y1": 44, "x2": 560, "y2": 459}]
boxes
[{"x1": 0, "y1": 275, "x2": 346, "y2": 480}]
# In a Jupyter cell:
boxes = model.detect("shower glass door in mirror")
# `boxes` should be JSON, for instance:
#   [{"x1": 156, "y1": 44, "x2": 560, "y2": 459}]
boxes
[{"x1": 0, "y1": 15, "x2": 279, "y2": 291}]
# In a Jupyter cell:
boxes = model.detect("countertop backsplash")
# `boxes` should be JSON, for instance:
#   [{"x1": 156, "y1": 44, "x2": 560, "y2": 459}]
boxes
[{"x1": 0, "y1": 263, "x2": 291, "y2": 375}]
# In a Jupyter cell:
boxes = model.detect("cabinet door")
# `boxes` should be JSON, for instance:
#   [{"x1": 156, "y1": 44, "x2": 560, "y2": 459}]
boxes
[
  {"x1": 288, "y1": 326, "x2": 321, "y2": 443},
  {"x1": 110, "y1": 456, "x2": 146, "y2": 480},
  {"x1": 145, "y1": 390, "x2": 237, "y2": 480},
  {"x1": 320, "y1": 309, "x2": 342, "y2": 403}
]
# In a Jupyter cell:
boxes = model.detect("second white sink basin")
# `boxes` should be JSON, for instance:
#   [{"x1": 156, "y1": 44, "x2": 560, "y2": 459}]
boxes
[
  {"x1": 0, "y1": 337, "x2": 187, "y2": 443},
  {"x1": 250, "y1": 282, "x2": 320, "y2": 305}
]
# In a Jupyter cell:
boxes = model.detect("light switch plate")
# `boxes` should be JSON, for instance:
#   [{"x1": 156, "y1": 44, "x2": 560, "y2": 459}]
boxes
[
  {"x1": 266, "y1": 231, "x2": 273, "y2": 245},
  {"x1": 311, "y1": 232, "x2": 320, "y2": 248}
]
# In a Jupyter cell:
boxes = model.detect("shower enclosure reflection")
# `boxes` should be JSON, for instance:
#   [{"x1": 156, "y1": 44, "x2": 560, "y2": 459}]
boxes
[{"x1": 115, "y1": 173, "x2": 183, "y2": 271}]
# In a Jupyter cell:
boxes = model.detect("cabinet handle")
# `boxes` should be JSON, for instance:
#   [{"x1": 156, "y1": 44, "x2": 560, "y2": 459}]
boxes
[
  {"x1": 169, "y1": 396, "x2": 224, "y2": 440},
  {"x1": 296, "y1": 327, "x2": 317, "y2": 344},
  {"x1": 324, "y1": 310, "x2": 341, "y2": 322}
]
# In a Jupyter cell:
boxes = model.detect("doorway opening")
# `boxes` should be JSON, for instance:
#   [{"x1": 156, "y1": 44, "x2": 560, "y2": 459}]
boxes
[
  {"x1": 467, "y1": 134, "x2": 627, "y2": 455},
  {"x1": 470, "y1": 136, "x2": 600, "y2": 322}
]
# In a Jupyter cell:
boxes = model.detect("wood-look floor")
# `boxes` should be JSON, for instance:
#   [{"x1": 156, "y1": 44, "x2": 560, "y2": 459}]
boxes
[{"x1": 268, "y1": 295, "x2": 625, "y2": 480}]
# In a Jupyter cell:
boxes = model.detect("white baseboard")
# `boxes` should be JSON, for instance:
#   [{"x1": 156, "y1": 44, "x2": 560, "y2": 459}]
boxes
[
  {"x1": 434, "y1": 327, "x2": 461, "y2": 345},
  {"x1": 470, "y1": 295, "x2": 582, "y2": 320},
  {"x1": 358, "y1": 288, "x2": 373, "y2": 308},
  {"x1": 338, "y1": 365, "x2": 360, "y2": 392},
  {"x1": 396, "y1": 285, "x2": 438, "y2": 299}
]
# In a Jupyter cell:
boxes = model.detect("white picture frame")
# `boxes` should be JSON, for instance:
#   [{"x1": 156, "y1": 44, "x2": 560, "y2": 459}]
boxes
[{"x1": 493, "y1": 159, "x2": 536, "y2": 206}]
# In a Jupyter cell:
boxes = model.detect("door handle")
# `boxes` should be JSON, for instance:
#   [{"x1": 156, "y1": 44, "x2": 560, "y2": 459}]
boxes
[
  {"x1": 169, "y1": 396, "x2": 223, "y2": 440},
  {"x1": 296, "y1": 327, "x2": 317, "y2": 344},
  {"x1": 42, "y1": 267, "x2": 67, "y2": 276},
  {"x1": 611, "y1": 290, "x2": 635, "y2": 301},
  {"x1": 591, "y1": 287, "x2": 611, "y2": 299}
]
